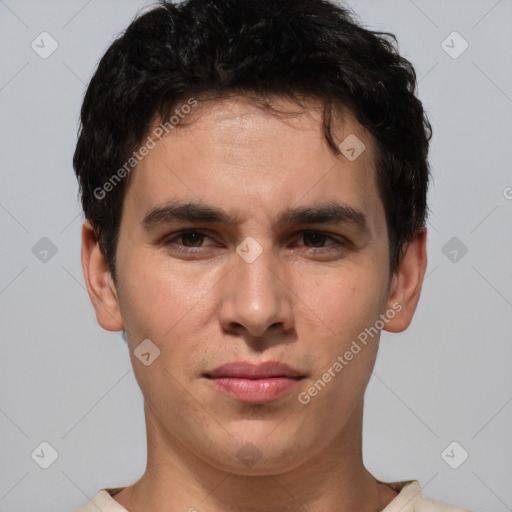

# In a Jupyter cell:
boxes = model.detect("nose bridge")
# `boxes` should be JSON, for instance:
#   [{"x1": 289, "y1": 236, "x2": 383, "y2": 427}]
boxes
[
  {"x1": 235, "y1": 238, "x2": 282, "y2": 307},
  {"x1": 220, "y1": 237, "x2": 292, "y2": 337},
  {"x1": 237, "y1": 244, "x2": 277, "y2": 299}
]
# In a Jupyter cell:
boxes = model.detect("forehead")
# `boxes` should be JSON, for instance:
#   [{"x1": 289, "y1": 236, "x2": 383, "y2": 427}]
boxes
[{"x1": 123, "y1": 96, "x2": 386, "y2": 237}]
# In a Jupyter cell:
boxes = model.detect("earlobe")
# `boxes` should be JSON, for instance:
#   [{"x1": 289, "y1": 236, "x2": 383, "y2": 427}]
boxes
[
  {"x1": 383, "y1": 227, "x2": 428, "y2": 333},
  {"x1": 81, "y1": 220, "x2": 124, "y2": 331}
]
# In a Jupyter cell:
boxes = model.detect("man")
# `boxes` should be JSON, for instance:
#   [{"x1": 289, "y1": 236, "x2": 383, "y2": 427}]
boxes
[{"x1": 73, "y1": 0, "x2": 471, "y2": 510}]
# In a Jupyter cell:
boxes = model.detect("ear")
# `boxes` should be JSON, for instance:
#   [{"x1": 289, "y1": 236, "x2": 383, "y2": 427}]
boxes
[
  {"x1": 81, "y1": 220, "x2": 124, "y2": 331},
  {"x1": 383, "y1": 227, "x2": 427, "y2": 333}
]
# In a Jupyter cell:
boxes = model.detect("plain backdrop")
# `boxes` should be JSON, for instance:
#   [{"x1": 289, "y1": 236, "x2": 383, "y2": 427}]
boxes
[{"x1": 0, "y1": 1, "x2": 511, "y2": 511}]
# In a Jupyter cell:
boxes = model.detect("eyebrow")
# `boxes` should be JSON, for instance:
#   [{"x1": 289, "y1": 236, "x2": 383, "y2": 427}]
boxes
[{"x1": 141, "y1": 200, "x2": 370, "y2": 234}]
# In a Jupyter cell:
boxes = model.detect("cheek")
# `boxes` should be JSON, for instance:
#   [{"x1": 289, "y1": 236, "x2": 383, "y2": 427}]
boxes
[
  {"x1": 296, "y1": 264, "x2": 387, "y2": 339},
  {"x1": 117, "y1": 249, "x2": 214, "y2": 339},
  {"x1": 291, "y1": 261, "x2": 388, "y2": 406}
]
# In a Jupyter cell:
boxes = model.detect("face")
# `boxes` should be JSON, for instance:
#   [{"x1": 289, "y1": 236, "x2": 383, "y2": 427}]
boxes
[{"x1": 83, "y1": 96, "x2": 425, "y2": 476}]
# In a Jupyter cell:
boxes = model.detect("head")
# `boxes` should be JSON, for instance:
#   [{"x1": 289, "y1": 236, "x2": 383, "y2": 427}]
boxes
[{"x1": 75, "y1": 0, "x2": 430, "y2": 476}]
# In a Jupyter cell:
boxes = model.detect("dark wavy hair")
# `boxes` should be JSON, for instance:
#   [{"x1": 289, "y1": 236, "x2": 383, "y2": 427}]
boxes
[{"x1": 73, "y1": 0, "x2": 432, "y2": 282}]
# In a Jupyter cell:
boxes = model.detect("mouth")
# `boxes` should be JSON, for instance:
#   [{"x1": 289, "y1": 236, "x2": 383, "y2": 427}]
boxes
[{"x1": 204, "y1": 361, "x2": 305, "y2": 404}]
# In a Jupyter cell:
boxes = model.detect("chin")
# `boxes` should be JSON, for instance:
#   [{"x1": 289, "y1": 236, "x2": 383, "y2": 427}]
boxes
[{"x1": 200, "y1": 433, "x2": 316, "y2": 476}]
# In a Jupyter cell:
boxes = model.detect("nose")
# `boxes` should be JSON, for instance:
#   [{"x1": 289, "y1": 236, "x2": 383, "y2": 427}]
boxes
[{"x1": 217, "y1": 241, "x2": 295, "y2": 344}]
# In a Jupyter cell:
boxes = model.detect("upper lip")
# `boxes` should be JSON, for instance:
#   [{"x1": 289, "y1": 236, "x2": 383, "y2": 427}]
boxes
[{"x1": 205, "y1": 361, "x2": 304, "y2": 379}]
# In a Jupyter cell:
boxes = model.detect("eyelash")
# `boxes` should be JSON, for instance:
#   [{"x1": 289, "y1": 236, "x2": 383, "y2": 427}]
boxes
[{"x1": 162, "y1": 230, "x2": 351, "y2": 254}]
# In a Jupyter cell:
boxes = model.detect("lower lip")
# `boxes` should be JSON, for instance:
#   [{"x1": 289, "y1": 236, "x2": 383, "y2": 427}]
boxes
[{"x1": 207, "y1": 377, "x2": 301, "y2": 403}]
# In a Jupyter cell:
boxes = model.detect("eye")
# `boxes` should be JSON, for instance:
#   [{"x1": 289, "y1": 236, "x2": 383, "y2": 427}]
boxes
[
  {"x1": 294, "y1": 230, "x2": 350, "y2": 251},
  {"x1": 161, "y1": 229, "x2": 352, "y2": 256},
  {"x1": 162, "y1": 230, "x2": 214, "y2": 252},
  {"x1": 297, "y1": 231, "x2": 335, "y2": 248}
]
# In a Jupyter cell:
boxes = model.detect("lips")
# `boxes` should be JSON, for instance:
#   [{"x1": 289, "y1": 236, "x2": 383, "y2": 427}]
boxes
[
  {"x1": 205, "y1": 361, "x2": 304, "y2": 379},
  {"x1": 204, "y1": 361, "x2": 305, "y2": 403}
]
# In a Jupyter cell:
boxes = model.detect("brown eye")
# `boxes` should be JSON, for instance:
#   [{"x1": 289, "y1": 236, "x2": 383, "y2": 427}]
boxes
[
  {"x1": 301, "y1": 231, "x2": 332, "y2": 248},
  {"x1": 179, "y1": 231, "x2": 205, "y2": 247},
  {"x1": 163, "y1": 230, "x2": 213, "y2": 251}
]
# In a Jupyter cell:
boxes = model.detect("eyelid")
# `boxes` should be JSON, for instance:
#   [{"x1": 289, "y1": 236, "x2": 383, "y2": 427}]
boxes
[
  {"x1": 162, "y1": 229, "x2": 352, "y2": 250},
  {"x1": 294, "y1": 231, "x2": 346, "y2": 247},
  {"x1": 161, "y1": 229, "x2": 216, "y2": 248}
]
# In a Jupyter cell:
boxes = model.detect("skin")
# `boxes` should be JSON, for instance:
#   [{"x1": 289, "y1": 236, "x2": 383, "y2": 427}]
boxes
[{"x1": 81, "y1": 96, "x2": 427, "y2": 512}]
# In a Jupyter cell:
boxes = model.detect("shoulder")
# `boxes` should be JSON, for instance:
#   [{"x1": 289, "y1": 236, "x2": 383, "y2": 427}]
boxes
[
  {"x1": 381, "y1": 480, "x2": 473, "y2": 512},
  {"x1": 416, "y1": 496, "x2": 473, "y2": 512},
  {"x1": 73, "y1": 488, "x2": 127, "y2": 512}
]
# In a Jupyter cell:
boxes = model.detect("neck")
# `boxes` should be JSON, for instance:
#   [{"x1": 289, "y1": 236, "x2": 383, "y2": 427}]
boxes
[{"x1": 113, "y1": 400, "x2": 397, "y2": 512}]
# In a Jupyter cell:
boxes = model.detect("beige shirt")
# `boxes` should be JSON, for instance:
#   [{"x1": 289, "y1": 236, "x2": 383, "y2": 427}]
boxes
[{"x1": 74, "y1": 480, "x2": 472, "y2": 511}]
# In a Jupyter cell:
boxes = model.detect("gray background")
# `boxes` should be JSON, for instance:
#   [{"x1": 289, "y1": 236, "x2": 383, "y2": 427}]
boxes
[{"x1": 0, "y1": 0, "x2": 511, "y2": 511}]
